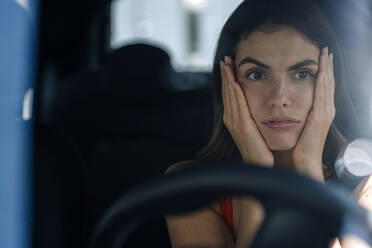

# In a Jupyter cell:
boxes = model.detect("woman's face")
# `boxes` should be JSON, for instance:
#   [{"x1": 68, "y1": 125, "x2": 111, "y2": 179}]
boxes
[{"x1": 234, "y1": 26, "x2": 320, "y2": 151}]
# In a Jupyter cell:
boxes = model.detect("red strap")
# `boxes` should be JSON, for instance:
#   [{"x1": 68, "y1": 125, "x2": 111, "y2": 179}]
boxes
[{"x1": 221, "y1": 198, "x2": 233, "y2": 235}]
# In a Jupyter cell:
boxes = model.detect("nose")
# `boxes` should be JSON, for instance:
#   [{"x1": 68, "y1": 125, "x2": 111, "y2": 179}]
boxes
[{"x1": 267, "y1": 79, "x2": 292, "y2": 108}]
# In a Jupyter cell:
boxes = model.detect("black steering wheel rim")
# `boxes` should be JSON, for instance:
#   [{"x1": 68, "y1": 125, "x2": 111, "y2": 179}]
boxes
[{"x1": 90, "y1": 163, "x2": 372, "y2": 248}]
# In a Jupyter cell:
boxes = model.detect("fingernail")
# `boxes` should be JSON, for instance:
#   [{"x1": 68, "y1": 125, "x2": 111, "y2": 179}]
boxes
[
  {"x1": 231, "y1": 81, "x2": 236, "y2": 89},
  {"x1": 330, "y1": 53, "x2": 333, "y2": 61},
  {"x1": 225, "y1": 56, "x2": 229, "y2": 64},
  {"x1": 324, "y1": 47, "x2": 329, "y2": 54}
]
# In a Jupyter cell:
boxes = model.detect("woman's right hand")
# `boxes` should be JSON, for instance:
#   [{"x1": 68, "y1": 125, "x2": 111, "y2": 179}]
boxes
[{"x1": 221, "y1": 56, "x2": 274, "y2": 167}]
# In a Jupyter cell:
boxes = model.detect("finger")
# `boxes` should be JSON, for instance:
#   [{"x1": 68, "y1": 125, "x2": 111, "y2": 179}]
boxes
[
  {"x1": 224, "y1": 56, "x2": 237, "y2": 88},
  {"x1": 221, "y1": 59, "x2": 240, "y2": 124},
  {"x1": 220, "y1": 61, "x2": 234, "y2": 122},
  {"x1": 326, "y1": 53, "x2": 334, "y2": 100},
  {"x1": 313, "y1": 47, "x2": 328, "y2": 110},
  {"x1": 232, "y1": 80, "x2": 253, "y2": 123},
  {"x1": 223, "y1": 56, "x2": 240, "y2": 115},
  {"x1": 221, "y1": 59, "x2": 234, "y2": 108},
  {"x1": 324, "y1": 52, "x2": 335, "y2": 115},
  {"x1": 329, "y1": 53, "x2": 335, "y2": 104},
  {"x1": 329, "y1": 53, "x2": 336, "y2": 119},
  {"x1": 225, "y1": 56, "x2": 244, "y2": 116},
  {"x1": 225, "y1": 56, "x2": 234, "y2": 67},
  {"x1": 324, "y1": 52, "x2": 332, "y2": 109},
  {"x1": 220, "y1": 61, "x2": 228, "y2": 107},
  {"x1": 318, "y1": 50, "x2": 336, "y2": 125},
  {"x1": 226, "y1": 57, "x2": 253, "y2": 123}
]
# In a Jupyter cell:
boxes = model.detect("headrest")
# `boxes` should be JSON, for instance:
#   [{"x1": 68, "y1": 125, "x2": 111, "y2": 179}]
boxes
[{"x1": 102, "y1": 43, "x2": 175, "y2": 96}]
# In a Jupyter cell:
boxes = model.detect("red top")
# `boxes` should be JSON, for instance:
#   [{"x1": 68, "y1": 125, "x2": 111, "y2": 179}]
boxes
[{"x1": 221, "y1": 198, "x2": 233, "y2": 236}]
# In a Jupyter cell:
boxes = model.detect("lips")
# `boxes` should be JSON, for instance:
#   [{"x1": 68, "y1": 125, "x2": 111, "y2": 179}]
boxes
[{"x1": 262, "y1": 117, "x2": 300, "y2": 129}]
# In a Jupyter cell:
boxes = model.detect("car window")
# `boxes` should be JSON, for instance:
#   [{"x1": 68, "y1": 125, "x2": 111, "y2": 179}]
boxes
[{"x1": 111, "y1": 0, "x2": 244, "y2": 71}]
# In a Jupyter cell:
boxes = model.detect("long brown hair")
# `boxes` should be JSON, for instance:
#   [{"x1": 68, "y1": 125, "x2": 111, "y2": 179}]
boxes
[{"x1": 197, "y1": 0, "x2": 357, "y2": 179}]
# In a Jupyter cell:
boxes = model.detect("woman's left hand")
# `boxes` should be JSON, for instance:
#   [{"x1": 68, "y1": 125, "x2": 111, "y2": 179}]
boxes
[{"x1": 292, "y1": 47, "x2": 336, "y2": 182}]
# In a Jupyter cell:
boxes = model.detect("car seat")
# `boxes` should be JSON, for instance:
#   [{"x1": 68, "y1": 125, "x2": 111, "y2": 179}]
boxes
[{"x1": 41, "y1": 43, "x2": 214, "y2": 247}]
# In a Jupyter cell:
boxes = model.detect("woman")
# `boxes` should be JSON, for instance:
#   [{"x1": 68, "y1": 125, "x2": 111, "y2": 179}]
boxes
[{"x1": 165, "y1": 0, "x2": 372, "y2": 247}]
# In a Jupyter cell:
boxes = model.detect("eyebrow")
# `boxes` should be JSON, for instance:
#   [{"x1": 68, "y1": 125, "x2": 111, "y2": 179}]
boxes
[{"x1": 238, "y1": 56, "x2": 318, "y2": 70}]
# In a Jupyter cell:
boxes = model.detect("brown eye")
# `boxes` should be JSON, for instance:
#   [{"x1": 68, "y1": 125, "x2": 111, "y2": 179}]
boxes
[
  {"x1": 247, "y1": 71, "x2": 265, "y2": 80},
  {"x1": 294, "y1": 70, "x2": 313, "y2": 80}
]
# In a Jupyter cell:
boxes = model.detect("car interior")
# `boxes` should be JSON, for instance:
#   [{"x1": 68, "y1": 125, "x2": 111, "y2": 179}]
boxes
[
  {"x1": 34, "y1": 1, "x2": 214, "y2": 247},
  {"x1": 30, "y1": 0, "x2": 372, "y2": 247}
]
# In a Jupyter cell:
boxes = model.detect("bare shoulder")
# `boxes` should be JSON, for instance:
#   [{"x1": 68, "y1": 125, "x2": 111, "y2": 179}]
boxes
[
  {"x1": 164, "y1": 161, "x2": 235, "y2": 247},
  {"x1": 164, "y1": 160, "x2": 198, "y2": 175},
  {"x1": 164, "y1": 160, "x2": 222, "y2": 213}
]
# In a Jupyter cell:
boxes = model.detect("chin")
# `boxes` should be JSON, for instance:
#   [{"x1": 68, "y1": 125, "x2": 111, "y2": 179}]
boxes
[
  {"x1": 260, "y1": 129, "x2": 300, "y2": 151},
  {"x1": 268, "y1": 144, "x2": 295, "y2": 151},
  {"x1": 266, "y1": 139, "x2": 297, "y2": 151}
]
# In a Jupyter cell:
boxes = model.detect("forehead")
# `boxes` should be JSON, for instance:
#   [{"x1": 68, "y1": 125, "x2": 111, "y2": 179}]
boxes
[{"x1": 235, "y1": 27, "x2": 320, "y2": 67}]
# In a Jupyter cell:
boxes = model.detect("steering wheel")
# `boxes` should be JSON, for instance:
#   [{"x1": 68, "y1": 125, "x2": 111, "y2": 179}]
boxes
[{"x1": 90, "y1": 163, "x2": 372, "y2": 248}]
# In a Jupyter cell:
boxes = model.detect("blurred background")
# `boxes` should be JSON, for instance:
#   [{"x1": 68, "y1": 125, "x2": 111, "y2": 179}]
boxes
[{"x1": 111, "y1": 0, "x2": 244, "y2": 71}]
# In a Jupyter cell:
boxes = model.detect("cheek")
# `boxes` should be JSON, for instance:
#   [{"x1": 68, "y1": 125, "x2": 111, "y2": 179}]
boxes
[
  {"x1": 294, "y1": 85, "x2": 314, "y2": 114},
  {"x1": 241, "y1": 85, "x2": 265, "y2": 119}
]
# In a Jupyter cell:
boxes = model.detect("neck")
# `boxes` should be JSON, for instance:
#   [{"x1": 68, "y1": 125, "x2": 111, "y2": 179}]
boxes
[{"x1": 272, "y1": 149, "x2": 295, "y2": 169}]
